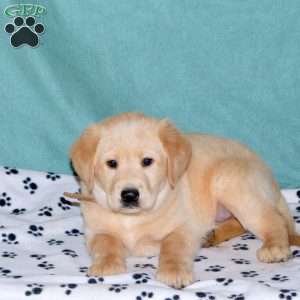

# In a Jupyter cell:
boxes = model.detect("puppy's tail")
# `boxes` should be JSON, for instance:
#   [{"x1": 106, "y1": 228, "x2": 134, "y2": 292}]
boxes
[{"x1": 289, "y1": 234, "x2": 300, "y2": 246}]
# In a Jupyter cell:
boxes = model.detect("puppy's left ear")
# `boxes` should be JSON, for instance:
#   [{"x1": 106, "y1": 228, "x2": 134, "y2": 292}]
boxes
[
  {"x1": 70, "y1": 123, "x2": 101, "y2": 192},
  {"x1": 158, "y1": 119, "x2": 192, "y2": 188}
]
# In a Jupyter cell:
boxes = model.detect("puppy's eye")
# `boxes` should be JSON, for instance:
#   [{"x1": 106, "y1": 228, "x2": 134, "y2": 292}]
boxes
[
  {"x1": 142, "y1": 157, "x2": 154, "y2": 167},
  {"x1": 106, "y1": 160, "x2": 118, "y2": 169}
]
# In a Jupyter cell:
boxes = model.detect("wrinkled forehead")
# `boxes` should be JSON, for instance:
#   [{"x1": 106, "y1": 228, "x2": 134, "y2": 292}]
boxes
[{"x1": 98, "y1": 122, "x2": 163, "y2": 156}]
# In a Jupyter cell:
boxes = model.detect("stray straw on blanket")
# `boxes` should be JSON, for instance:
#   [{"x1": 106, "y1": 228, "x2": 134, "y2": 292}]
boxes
[{"x1": 63, "y1": 192, "x2": 94, "y2": 203}]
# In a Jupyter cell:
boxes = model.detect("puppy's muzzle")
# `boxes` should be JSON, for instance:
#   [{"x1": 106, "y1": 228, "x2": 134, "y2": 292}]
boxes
[{"x1": 121, "y1": 188, "x2": 140, "y2": 208}]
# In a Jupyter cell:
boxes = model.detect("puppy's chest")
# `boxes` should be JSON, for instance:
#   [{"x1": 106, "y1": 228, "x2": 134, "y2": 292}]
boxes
[
  {"x1": 82, "y1": 202, "x2": 185, "y2": 257},
  {"x1": 119, "y1": 218, "x2": 161, "y2": 256}
]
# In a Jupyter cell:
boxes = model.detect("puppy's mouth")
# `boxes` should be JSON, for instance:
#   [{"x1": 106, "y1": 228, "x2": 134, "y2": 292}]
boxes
[
  {"x1": 109, "y1": 198, "x2": 154, "y2": 215},
  {"x1": 119, "y1": 197, "x2": 142, "y2": 215},
  {"x1": 119, "y1": 206, "x2": 142, "y2": 215}
]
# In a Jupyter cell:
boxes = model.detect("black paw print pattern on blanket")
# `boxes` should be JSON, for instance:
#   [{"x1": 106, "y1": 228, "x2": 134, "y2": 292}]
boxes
[{"x1": 0, "y1": 166, "x2": 300, "y2": 300}]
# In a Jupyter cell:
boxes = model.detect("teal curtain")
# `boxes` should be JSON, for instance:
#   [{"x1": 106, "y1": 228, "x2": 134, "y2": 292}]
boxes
[{"x1": 0, "y1": 1, "x2": 299, "y2": 187}]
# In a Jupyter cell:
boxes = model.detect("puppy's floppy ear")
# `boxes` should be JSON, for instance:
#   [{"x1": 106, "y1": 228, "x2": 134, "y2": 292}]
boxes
[
  {"x1": 70, "y1": 123, "x2": 101, "y2": 192},
  {"x1": 158, "y1": 119, "x2": 192, "y2": 188}
]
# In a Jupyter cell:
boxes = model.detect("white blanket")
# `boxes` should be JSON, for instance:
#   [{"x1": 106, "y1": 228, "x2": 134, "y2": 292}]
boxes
[{"x1": 0, "y1": 166, "x2": 299, "y2": 300}]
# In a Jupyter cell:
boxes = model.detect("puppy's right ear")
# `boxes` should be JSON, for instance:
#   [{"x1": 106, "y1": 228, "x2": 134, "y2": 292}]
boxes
[{"x1": 70, "y1": 124, "x2": 101, "y2": 192}]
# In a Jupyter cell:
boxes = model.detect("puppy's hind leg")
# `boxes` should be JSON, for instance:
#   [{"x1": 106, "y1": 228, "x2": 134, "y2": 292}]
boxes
[
  {"x1": 254, "y1": 207, "x2": 291, "y2": 263},
  {"x1": 277, "y1": 194, "x2": 300, "y2": 246},
  {"x1": 212, "y1": 158, "x2": 291, "y2": 263},
  {"x1": 276, "y1": 195, "x2": 296, "y2": 235}
]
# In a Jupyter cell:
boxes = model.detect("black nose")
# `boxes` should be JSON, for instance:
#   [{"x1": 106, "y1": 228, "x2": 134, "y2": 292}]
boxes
[{"x1": 121, "y1": 188, "x2": 139, "y2": 207}]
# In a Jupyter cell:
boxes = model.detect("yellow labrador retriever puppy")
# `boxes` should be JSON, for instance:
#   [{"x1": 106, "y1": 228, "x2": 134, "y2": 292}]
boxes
[{"x1": 70, "y1": 112, "x2": 299, "y2": 288}]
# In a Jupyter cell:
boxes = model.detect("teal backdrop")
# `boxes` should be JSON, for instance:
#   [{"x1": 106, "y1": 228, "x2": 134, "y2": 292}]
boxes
[{"x1": 0, "y1": 1, "x2": 299, "y2": 187}]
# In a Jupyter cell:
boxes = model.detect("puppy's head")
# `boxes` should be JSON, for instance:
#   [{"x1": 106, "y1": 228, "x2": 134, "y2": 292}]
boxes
[{"x1": 71, "y1": 113, "x2": 191, "y2": 214}]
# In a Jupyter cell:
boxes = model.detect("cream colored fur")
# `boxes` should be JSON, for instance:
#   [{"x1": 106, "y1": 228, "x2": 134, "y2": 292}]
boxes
[{"x1": 70, "y1": 112, "x2": 297, "y2": 288}]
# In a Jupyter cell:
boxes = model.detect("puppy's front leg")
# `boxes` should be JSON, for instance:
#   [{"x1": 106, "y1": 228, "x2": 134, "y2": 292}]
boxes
[
  {"x1": 87, "y1": 233, "x2": 126, "y2": 276},
  {"x1": 157, "y1": 228, "x2": 198, "y2": 288}
]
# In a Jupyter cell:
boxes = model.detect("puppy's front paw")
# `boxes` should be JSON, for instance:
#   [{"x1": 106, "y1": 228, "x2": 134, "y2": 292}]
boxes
[
  {"x1": 88, "y1": 256, "x2": 126, "y2": 276},
  {"x1": 156, "y1": 263, "x2": 194, "y2": 289},
  {"x1": 257, "y1": 245, "x2": 291, "y2": 263}
]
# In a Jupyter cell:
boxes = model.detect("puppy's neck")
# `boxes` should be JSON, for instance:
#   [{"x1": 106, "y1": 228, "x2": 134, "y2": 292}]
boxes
[
  {"x1": 152, "y1": 180, "x2": 174, "y2": 212},
  {"x1": 92, "y1": 183, "x2": 111, "y2": 210}
]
